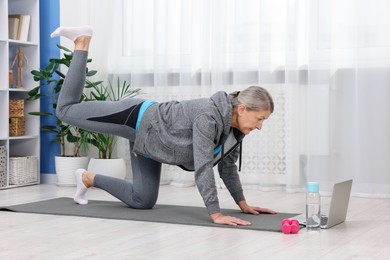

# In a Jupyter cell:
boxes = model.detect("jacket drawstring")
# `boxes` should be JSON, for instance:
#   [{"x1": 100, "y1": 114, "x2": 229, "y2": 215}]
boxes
[
  {"x1": 220, "y1": 140, "x2": 242, "y2": 173},
  {"x1": 238, "y1": 141, "x2": 242, "y2": 172},
  {"x1": 220, "y1": 143, "x2": 225, "y2": 174}
]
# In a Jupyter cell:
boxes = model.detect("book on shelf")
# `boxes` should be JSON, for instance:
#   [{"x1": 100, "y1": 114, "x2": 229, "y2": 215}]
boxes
[
  {"x1": 8, "y1": 15, "x2": 20, "y2": 40},
  {"x1": 8, "y1": 14, "x2": 31, "y2": 41}
]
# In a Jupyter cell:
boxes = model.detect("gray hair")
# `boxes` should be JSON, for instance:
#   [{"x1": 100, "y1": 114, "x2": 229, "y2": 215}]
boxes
[{"x1": 230, "y1": 86, "x2": 274, "y2": 113}]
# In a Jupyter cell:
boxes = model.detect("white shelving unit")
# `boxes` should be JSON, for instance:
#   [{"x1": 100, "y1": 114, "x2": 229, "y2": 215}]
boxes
[{"x1": 0, "y1": 0, "x2": 40, "y2": 189}]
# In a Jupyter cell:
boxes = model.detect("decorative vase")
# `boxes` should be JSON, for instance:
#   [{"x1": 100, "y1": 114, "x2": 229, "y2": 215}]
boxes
[
  {"x1": 55, "y1": 156, "x2": 89, "y2": 186},
  {"x1": 87, "y1": 158, "x2": 126, "y2": 179}
]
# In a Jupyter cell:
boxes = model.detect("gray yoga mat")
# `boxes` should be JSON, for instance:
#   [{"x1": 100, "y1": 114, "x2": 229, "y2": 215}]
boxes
[{"x1": 0, "y1": 197, "x2": 300, "y2": 232}]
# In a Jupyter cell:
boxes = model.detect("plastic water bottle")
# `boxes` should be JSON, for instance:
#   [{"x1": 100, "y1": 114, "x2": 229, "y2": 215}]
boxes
[{"x1": 306, "y1": 182, "x2": 321, "y2": 231}]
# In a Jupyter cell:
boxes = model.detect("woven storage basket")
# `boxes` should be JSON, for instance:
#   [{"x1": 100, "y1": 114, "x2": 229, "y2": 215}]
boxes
[
  {"x1": 9, "y1": 117, "x2": 25, "y2": 136},
  {"x1": 0, "y1": 146, "x2": 6, "y2": 188},
  {"x1": 9, "y1": 156, "x2": 38, "y2": 185},
  {"x1": 9, "y1": 99, "x2": 24, "y2": 118}
]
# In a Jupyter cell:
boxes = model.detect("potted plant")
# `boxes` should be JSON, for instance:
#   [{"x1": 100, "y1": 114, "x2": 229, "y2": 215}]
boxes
[
  {"x1": 28, "y1": 44, "x2": 101, "y2": 185},
  {"x1": 84, "y1": 78, "x2": 141, "y2": 179}
]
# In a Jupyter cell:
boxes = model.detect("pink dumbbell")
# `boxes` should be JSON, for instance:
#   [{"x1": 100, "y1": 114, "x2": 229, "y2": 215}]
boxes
[{"x1": 281, "y1": 218, "x2": 300, "y2": 234}]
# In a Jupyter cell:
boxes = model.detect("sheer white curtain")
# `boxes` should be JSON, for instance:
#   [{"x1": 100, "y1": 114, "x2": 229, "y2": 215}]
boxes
[
  {"x1": 287, "y1": 0, "x2": 390, "y2": 196},
  {"x1": 299, "y1": 0, "x2": 390, "y2": 196},
  {"x1": 60, "y1": 0, "x2": 390, "y2": 197}
]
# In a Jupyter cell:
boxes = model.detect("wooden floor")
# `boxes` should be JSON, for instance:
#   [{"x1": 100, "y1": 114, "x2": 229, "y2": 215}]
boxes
[{"x1": 1, "y1": 184, "x2": 390, "y2": 259}]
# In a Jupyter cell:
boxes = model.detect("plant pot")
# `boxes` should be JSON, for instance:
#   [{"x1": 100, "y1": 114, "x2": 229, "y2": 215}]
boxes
[
  {"x1": 55, "y1": 156, "x2": 89, "y2": 186},
  {"x1": 87, "y1": 158, "x2": 126, "y2": 179}
]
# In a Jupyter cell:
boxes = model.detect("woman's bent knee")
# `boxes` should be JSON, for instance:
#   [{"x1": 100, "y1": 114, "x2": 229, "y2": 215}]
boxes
[
  {"x1": 56, "y1": 106, "x2": 67, "y2": 122},
  {"x1": 56, "y1": 105, "x2": 75, "y2": 126},
  {"x1": 131, "y1": 195, "x2": 158, "y2": 209}
]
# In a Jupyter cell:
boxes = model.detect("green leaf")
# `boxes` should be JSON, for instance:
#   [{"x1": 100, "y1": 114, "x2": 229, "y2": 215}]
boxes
[
  {"x1": 86, "y1": 70, "x2": 97, "y2": 77},
  {"x1": 28, "y1": 111, "x2": 53, "y2": 116},
  {"x1": 67, "y1": 134, "x2": 79, "y2": 143},
  {"x1": 41, "y1": 128, "x2": 59, "y2": 134},
  {"x1": 55, "y1": 70, "x2": 66, "y2": 78},
  {"x1": 46, "y1": 60, "x2": 56, "y2": 70},
  {"x1": 52, "y1": 138, "x2": 62, "y2": 143},
  {"x1": 64, "y1": 53, "x2": 73, "y2": 60},
  {"x1": 27, "y1": 86, "x2": 40, "y2": 97},
  {"x1": 41, "y1": 125, "x2": 58, "y2": 130},
  {"x1": 56, "y1": 44, "x2": 72, "y2": 53},
  {"x1": 30, "y1": 70, "x2": 44, "y2": 78}
]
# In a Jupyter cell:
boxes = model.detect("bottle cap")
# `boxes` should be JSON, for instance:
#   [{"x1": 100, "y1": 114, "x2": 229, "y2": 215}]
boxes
[{"x1": 307, "y1": 182, "x2": 319, "y2": 193}]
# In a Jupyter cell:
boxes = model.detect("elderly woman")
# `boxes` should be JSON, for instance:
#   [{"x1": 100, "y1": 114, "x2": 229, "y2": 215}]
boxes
[{"x1": 52, "y1": 26, "x2": 276, "y2": 226}]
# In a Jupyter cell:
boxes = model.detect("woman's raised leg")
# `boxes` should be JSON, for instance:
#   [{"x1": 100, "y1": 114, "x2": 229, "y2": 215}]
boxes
[
  {"x1": 53, "y1": 26, "x2": 144, "y2": 140},
  {"x1": 52, "y1": 27, "x2": 162, "y2": 208}
]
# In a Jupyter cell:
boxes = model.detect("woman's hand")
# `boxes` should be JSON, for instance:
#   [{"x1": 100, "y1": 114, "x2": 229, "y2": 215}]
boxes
[
  {"x1": 238, "y1": 200, "x2": 277, "y2": 215},
  {"x1": 210, "y1": 212, "x2": 251, "y2": 226},
  {"x1": 209, "y1": 201, "x2": 277, "y2": 226}
]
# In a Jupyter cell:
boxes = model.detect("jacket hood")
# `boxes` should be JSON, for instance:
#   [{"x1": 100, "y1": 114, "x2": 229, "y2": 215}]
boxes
[{"x1": 210, "y1": 91, "x2": 233, "y2": 136}]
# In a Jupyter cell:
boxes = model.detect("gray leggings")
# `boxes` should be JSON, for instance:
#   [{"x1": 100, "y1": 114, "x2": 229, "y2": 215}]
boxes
[{"x1": 56, "y1": 50, "x2": 161, "y2": 209}]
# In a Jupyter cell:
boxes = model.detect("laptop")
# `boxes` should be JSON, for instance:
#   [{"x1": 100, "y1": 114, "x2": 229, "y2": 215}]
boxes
[{"x1": 294, "y1": 179, "x2": 353, "y2": 229}]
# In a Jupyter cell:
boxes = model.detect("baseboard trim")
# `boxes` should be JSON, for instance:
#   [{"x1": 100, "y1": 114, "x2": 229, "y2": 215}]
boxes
[{"x1": 40, "y1": 173, "x2": 57, "y2": 184}]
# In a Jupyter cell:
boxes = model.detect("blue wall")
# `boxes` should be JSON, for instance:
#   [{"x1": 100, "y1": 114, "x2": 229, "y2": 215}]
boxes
[{"x1": 39, "y1": 0, "x2": 60, "y2": 174}]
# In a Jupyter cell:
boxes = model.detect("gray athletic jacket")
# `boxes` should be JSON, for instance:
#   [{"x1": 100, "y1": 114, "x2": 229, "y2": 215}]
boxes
[{"x1": 133, "y1": 91, "x2": 246, "y2": 215}]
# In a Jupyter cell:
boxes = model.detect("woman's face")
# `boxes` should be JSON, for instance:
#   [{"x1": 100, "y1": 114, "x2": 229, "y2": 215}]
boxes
[{"x1": 234, "y1": 105, "x2": 272, "y2": 135}]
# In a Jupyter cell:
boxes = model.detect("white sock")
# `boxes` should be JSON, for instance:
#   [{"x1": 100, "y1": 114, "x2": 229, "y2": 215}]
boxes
[
  {"x1": 74, "y1": 168, "x2": 88, "y2": 205},
  {"x1": 50, "y1": 26, "x2": 93, "y2": 41}
]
